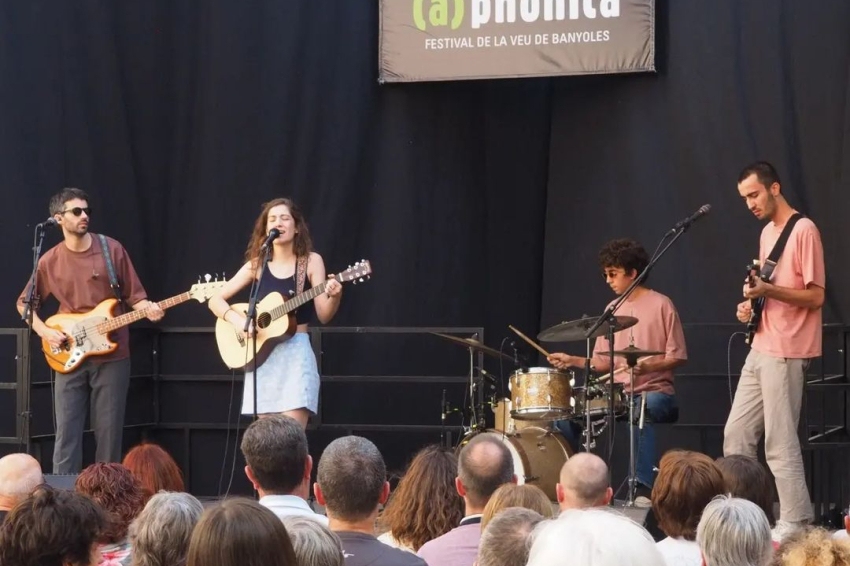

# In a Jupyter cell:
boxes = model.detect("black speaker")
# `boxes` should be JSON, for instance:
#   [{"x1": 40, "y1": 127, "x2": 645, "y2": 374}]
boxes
[{"x1": 43, "y1": 474, "x2": 79, "y2": 491}]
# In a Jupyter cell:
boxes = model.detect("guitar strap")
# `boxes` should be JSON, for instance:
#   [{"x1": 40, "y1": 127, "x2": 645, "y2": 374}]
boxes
[
  {"x1": 295, "y1": 255, "x2": 308, "y2": 295},
  {"x1": 761, "y1": 213, "x2": 803, "y2": 281},
  {"x1": 96, "y1": 234, "x2": 124, "y2": 306}
]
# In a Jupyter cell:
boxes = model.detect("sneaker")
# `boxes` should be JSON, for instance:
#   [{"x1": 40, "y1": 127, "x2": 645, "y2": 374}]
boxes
[
  {"x1": 634, "y1": 496, "x2": 652, "y2": 508},
  {"x1": 772, "y1": 519, "x2": 807, "y2": 543}
]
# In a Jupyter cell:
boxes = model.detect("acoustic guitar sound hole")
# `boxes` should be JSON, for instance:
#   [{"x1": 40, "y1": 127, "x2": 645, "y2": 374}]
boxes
[{"x1": 257, "y1": 312, "x2": 273, "y2": 329}]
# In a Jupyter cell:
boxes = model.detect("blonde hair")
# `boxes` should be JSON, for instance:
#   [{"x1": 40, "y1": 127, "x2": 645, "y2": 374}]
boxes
[
  {"x1": 773, "y1": 527, "x2": 850, "y2": 566},
  {"x1": 481, "y1": 483, "x2": 554, "y2": 529}
]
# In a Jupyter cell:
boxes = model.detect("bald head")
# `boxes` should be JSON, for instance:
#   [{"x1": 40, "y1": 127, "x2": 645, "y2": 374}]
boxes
[
  {"x1": 556, "y1": 453, "x2": 612, "y2": 510},
  {"x1": 457, "y1": 433, "x2": 515, "y2": 510},
  {"x1": 0, "y1": 453, "x2": 44, "y2": 510}
]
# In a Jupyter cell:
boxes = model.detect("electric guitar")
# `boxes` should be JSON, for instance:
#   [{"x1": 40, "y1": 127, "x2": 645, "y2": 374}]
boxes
[
  {"x1": 43, "y1": 280, "x2": 226, "y2": 373},
  {"x1": 214, "y1": 260, "x2": 372, "y2": 369},
  {"x1": 744, "y1": 259, "x2": 772, "y2": 345}
]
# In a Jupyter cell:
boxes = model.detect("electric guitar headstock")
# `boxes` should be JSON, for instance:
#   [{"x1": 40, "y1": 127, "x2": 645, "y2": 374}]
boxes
[{"x1": 189, "y1": 274, "x2": 228, "y2": 303}]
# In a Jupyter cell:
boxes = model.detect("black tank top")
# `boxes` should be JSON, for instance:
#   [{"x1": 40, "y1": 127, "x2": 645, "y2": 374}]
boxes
[{"x1": 258, "y1": 266, "x2": 313, "y2": 325}]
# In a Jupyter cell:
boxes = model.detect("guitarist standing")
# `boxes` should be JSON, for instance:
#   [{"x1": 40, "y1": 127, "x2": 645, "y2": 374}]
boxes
[
  {"x1": 726, "y1": 162, "x2": 825, "y2": 541},
  {"x1": 208, "y1": 198, "x2": 342, "y2": 429},
  {"x1": 15, "y1": 188, "x2": 164, "y2": 473}
]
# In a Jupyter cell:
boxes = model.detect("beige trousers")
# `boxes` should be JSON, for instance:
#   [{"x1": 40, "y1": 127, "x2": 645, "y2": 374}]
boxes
[{"x1": 723, "y1": 349, "x2": 813, "y2": 523}]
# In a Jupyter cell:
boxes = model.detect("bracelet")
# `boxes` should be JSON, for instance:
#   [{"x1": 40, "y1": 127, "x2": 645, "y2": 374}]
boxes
[{"x1": 223, "y1": 308, "x2": 234, "y2": 321}]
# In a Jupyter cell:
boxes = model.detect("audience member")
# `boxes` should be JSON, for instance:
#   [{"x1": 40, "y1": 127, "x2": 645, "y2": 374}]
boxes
[
  {"x1": 0, "y1": 452, "x2": 43, "y2": 522},
  {"x1": 186, "y1": 498, "x2": 297, "y2": 566},
  {"x1": 477, "y1": 507, "x2": 545, "y2": 566},
  {"x1": 0, "y1": 486, "x2": 106, "y2": 566},
  {"x1": 128, "y1": 491, "x2": 203, "y2": 566},
  {"x1": 315, "y1": 435, "x2": 426, "y2": 566},
  {"x1": 697, "y1": 495, "x2": 773, "y2": 566},
  {"x1": 282, "y1": 515, "x2": 345, "y2": 566},
  {"x1": 652, "y1": 450, "x2": 725, "y2": 566},
  {"x1": 378, "y1": 445, "x2": 464, "y2": 552},
  {"x1": 715, "y1": 455, "x2": 776, "y2": 527},
  {"x1": 76, "y1": 462, "x2": 147, "y2": 566},
  {"x1": 772, "y1": 527, "x2": 850, "y2": 566},
  {"x1": 241, "y1": 415, "x2": 328, "y2": 524},
  {"x1": 556, "y1": 453, "x2": 613, "y2": 511},
  {"x1": 527, "y1": 508, "x2": 664, "y2": 566},
  {"x1": 417, "y1": 433, "x2": 515, "y2": 566},
  {"x1": 481, "y1": 484, "x2": 553, "y2": 529},
  {"x1": 122, "y1": 442, "x2": 185, "y2": 499}
]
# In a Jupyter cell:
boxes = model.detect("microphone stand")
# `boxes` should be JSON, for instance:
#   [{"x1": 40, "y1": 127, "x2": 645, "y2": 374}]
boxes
[
  {"x1": 20, "y1": 223, "x2": 51, "y2": 453},
  {"x1": 244, "y1": 243, "x2": 273, "y2": 422},
  {"x1": 583, "y1": 220, "x2": 695, "y2": 501}
]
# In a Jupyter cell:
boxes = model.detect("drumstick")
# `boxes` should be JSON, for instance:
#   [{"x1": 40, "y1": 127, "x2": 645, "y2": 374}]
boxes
[
  {"x1": 596, "y1": 355, "x2": 655, "y2": 382},
  {"x1": 508, "y1": 325, "x2": 551, "y2": 358}
]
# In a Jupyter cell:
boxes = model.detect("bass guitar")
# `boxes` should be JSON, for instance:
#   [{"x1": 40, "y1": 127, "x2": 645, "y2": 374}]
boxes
[
  {"x1": 43, "y1": 280, "x2": 226, "y2": 373},
  {"x1": 215, "y1": 260, "x2": 372, "y2": 369}
]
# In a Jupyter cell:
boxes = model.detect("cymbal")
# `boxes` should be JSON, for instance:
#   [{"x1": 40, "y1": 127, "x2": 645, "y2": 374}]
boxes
[
  {"x1": 537, "y1": 315, "x2": 639, "y2": 343},
  {"x1": 596, "y1": 345, "x2": 665, "y2": 357},
  {"x1": 430, "y1": 332, "x2": 513, "y2": 362}
]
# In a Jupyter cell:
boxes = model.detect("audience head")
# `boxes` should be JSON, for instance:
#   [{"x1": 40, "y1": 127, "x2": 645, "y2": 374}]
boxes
[
  {"x1": 75, "y1": 462, "x2": 147, "y2": 544},
  {"x1": 772, "y1": 527, "x2": 850, "y2": 566},
  {"x1": 129, "y1": 491, "x2": 204, "y2": 566},
  {"x1": 377, "y1": 444, "x2": 464, "y2": 551},
  {"x1": 315, "y1": 435, "x2": 389, "y2": 523},
  {"x1": 697, "y1": 495, "x2": 772, "y2": 566},
  {"x1": 715, "y1": 455, "x2": 776, "y2": 526},
  {"x1": 652, "y1": 450, "x2": 725, "y2": 541},
  {"x1": 481, "y1": 483, "x2": 554, "y2": 529},
  {"x1": 527, "y1": 508, "x2": 663, "y2": 566},
  {"x1": 457, "y1": 433, "x2": 516, "y2": 511},
  {"x1": 240, "y1": 415, "x2": 310, "y2": 496},
  {"x1": 187, "y1": 498, "x2": 297, "y2": 566},
  {"x1": 477, "y1": 507, "x2": 545, "y2": 566},
  {"x1": 0, "y1": 452, "x2": 44, "y2": 511},
  {"x1": 122, "y1": 442, "x2": 185, "y2": 498},
  {"x1": 281, "y1": 516, "x2": 344, "y2": 566},
  {"x1": 556, "y1": 453, "x2": 612, "y2": 510},
  {"x1": 0, "y1": 486, "x2": 106, "y2": 566}
]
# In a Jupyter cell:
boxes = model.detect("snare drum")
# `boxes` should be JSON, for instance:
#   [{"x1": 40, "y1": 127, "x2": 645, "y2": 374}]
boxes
[
  {"x1": 510, "y1": 367, "x2": 573, "y2": 420},
  {"x1": 456, "y1": 427, "x2": 572, "y2": 500},
  {"x1": 571, "y1": 383, "x2": 628, "y2": 419}
]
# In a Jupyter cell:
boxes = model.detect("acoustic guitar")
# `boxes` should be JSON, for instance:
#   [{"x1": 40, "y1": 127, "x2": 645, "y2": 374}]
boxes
[
  {"x1": 214, "y1": 260, "x2": 372, "y2": 369},
  {"x1": 42, "y1": 280, "x2": 225, "y2": 373}
]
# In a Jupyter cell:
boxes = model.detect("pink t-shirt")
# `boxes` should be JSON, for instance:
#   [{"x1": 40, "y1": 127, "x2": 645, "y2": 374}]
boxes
[
  {"x1": 751, "y1": 217, "x2": 825, "y2": 359},
  {"x1": 592, "y1": 289, "x2": 687, "y2": 395}
]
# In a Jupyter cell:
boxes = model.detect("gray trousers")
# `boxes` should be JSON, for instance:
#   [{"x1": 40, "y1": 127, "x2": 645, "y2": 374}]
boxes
[
  {"x1": 53, "y1": 357, "x2": 131, "y2": 474},
  {"x1": 723, "y1": 349, "x2": 813, "y2": 523}
]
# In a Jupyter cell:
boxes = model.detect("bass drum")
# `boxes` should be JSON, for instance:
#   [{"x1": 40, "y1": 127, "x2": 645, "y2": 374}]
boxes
[{"x1": 456, "y1": 427, "x2": 572, "y2": 501}]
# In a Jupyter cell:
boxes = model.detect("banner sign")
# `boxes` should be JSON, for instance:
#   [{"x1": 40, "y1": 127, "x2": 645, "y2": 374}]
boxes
[{"x1": 379, "y1": 0, "x2": 655, "y2": 82}]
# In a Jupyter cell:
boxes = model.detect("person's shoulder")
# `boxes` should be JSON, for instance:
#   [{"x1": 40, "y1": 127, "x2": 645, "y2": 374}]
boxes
[
  {"x1": 645, "y1": 289, "x2": 677, "y2": 309},
  {"x1": 794, "y1": 216, "x2": 820, "y2": 236},
  {"x1": 385, "y1": 544, "x2": 427, "y2": 565}
]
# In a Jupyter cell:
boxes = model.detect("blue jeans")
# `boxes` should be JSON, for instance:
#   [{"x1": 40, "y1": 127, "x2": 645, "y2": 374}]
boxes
[{"x1": 555, "y1": 392, "x2": 678, "y2": 488}]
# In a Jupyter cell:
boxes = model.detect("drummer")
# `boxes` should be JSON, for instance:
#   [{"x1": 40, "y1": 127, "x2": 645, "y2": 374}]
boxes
[{"x1": 547, "y1": 238, "x2": 687, "y2": 506}]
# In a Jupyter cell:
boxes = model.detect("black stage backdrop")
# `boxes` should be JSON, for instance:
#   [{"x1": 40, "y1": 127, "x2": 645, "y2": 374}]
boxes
[{"x1": 1, "y1": 1, "x2": 849, "y2": 496}]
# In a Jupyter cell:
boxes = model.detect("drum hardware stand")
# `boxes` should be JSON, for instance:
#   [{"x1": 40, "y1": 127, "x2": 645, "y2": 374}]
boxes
[
  {"x1": 624, "y1": 350, "x2": 640, "y2": 507},
  {"x1": 583, "y1": 335, "x2": 595, "y2": 454}
]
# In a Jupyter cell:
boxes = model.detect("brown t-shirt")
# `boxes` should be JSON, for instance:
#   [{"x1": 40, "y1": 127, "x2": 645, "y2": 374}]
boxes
[{"x1": 17, "y1": 234, "x2": 148, "y2": 361}]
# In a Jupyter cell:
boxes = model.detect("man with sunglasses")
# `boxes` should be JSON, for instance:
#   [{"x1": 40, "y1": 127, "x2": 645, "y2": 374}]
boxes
[
  {"x1": 16, "y1": 187, "x2": 163, "y2": 473},
  {"x1": 547, "y1": 238, "x2": 687, "y2": 506}
]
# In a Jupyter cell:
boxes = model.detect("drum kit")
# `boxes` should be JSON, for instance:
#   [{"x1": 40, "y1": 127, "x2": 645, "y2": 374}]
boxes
[{"x1": 433, "y1": 315, "x2": 663, "y2": 506}]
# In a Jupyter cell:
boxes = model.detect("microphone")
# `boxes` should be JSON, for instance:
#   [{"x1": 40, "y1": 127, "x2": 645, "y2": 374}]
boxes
[
  {"x1": 260, "y1": 228, "x2": 281, "y2": 251},
  {"x1": 36, "y1": 217, "x2": 57, "y2": 228},
  {"x1": 668, "y1": 204, "x2": 711, "y2": 234}
]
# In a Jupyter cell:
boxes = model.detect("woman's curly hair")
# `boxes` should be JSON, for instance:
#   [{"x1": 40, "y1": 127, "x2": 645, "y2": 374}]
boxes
[
  {"x1": 75, "y1": 462, "x2": 147, "y2": 544},
  {"x1": 773, "y1": 527, "x2": 850, "y2": 566},
  {"x1": 378, "y1": 445, "x2": 464, "y2": 551}
]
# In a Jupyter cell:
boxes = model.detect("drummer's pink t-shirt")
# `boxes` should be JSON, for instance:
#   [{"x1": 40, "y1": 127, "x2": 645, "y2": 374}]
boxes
[
  {"x1": 751, "y1": 217, "x2": 825, "y2": 359},
  {"x1": 592, "y1": 289, "x2": 687, "y2": 395}
]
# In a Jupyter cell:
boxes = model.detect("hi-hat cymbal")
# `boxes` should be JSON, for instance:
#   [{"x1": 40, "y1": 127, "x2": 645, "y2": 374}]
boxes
[
  {"x1": 431, "y1": 332, "x2": 513, "y2": 362},
  {"x1": 596, "y1": 345, "x2": 665, "y2": 357},
  {"x1": 537, "y1": 315, "x2": 639, "y2": 343}
]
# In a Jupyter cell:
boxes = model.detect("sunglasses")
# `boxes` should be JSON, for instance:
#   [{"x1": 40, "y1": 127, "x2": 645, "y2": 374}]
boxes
[{"x1": 61, "y1": 207, "x2": 92, "y2": 217}]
